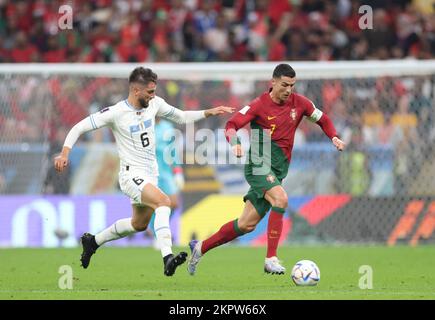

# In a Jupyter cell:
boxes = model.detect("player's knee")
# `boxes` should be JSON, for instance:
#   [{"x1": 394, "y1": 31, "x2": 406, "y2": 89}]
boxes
[
  {"x1": 273, "y1": 194, "x2": 288, "y2": 209},
  {"x1": 131, "y1": 220, "x2": 147, "y2": 232},
  {"x1": 155, "y1": 195, "x2": 171, "y2": 208},
  {"x1": 170, "y1": 198, "x2": 178, "y2": 209},
  {"x1": 238, "y1": 221, "x2": 256, "y2": 234}
]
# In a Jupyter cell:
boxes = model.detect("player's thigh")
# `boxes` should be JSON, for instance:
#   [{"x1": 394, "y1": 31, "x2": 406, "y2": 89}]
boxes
[
  {"x1": 238, "y1": 200, "x2": 263, "y2": 229},
  {"x1": 264, "y1": 185, "x2": 288, "y2": 208},
  {"x1": 243, "y1": 187, "x2": 272, "y2": 219},
  {"x1": 140, "y1": 183, "x2": 171, "y2": 209},
  {"x1": 245, "y1": 170, "x2": 281, "y2": 196},
  {"x1": 131, "y1": 205, "x2": 155, "y2": 230},
  {"x1": 244, "y1": 170, "x2": 282, "y2": 209},
  {"x1": 119, "y1": 169, "x2": 159, "y2": 205}
]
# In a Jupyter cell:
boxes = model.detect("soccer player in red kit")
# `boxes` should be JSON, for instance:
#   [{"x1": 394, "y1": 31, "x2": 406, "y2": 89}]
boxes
[{"x1": 187, "y1": 64, "x2": 345, "y2": 275}]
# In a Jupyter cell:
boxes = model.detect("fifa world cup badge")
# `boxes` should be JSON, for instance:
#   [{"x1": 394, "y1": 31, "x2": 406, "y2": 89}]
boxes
[
  {"x1": 266, "y1": 174, "x2": 275, "y2": 183},
  {"x1": 290, "y1": 109, "x2": 297, "y2": 121}
]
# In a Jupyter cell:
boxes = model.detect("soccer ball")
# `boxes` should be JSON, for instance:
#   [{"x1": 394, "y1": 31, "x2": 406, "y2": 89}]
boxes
[{"x1": 291, "y1": 260, "x2": 320, "y2": 286}]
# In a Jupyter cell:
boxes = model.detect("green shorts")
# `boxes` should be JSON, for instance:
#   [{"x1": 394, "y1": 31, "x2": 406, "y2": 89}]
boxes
[{"x1": 243, "y1": 170, "x2": 282, "y2": 218}]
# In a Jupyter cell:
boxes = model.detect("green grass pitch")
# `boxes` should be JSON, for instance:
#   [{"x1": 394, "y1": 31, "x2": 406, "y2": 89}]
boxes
[{"x1": 1, "y1": 245, "x2": 434, "y2": 300}]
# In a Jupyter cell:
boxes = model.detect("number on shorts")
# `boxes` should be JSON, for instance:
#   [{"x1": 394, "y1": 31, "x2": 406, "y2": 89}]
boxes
[{"x1": 133, "y1": 177, "x2": 144, "y2": 185}]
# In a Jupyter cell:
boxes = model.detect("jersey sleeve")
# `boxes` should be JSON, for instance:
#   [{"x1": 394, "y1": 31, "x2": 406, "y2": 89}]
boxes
[
  {"x1": 63, "y1": 107, "x2": 114, "y2": 149},
  {"x1": 156, "y1": 97, "x2": 177, "y2": 118},
  {"x1": 156, "y1": 96, "x2": 205, "y2": 124},
  {"x1": 300, "y1": 95, "x2": 337, "y2": 140},
  {"x1": 89, "y1": 106, "x2": 115, "y2": 129},
  {"x1": 224, "y1": 98, "x2": 259, "y2": 145},
  {"x1": 300, "y1": 96, "x2": 323, "y2": 122}
]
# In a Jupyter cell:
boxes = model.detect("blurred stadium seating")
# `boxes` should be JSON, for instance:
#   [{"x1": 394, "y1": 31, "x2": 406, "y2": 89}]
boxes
[{"x1": 0, "y1": 0, "x2": 434, "y2": 63}]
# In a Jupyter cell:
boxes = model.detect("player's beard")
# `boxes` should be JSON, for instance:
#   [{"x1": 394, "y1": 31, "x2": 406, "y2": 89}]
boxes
[{"x1": 138, "y1": 97, "x2": 149, "y2": 109}]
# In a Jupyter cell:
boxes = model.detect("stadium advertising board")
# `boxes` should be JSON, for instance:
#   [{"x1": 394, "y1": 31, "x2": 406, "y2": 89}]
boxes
[{"x1": 0, "y1": 195, "x2": 180, "y2": 247}]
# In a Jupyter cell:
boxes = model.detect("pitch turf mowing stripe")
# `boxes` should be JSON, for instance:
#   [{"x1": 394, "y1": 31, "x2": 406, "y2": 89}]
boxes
[{"x1": 1, "y1": 246, "x2": 435, "y2": 299}]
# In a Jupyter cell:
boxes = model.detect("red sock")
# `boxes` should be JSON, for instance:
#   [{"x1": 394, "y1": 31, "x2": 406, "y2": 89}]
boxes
[
  {"x1": 201, "y1": 219, "x2": 243, "y2": 254},
  {"x1": 266, "y1": 208, "x2": 285, "y2": 258}
]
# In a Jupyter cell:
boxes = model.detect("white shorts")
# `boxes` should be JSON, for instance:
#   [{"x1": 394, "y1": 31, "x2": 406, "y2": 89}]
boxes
[{"x1": 119, "y1": 165, "x2": 158, "y2": 205}]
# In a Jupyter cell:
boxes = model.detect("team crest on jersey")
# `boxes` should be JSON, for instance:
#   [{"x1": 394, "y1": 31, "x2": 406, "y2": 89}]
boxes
[
  {"x1": 290, "y1": 108, "x2": 297, "y2": 121},
  {"x1": 266, "y1": 174, "x2": 276, "y2": 183}
]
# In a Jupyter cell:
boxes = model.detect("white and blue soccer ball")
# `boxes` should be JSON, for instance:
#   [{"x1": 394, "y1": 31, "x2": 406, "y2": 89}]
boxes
[{"x1": 291, "y1": 260, "x2": 320, "y2": 286}]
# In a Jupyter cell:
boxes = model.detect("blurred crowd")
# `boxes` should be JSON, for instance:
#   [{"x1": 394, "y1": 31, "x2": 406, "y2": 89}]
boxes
[
  {"x1": 1, "y1": 72, "x2": 433, "y2": 196},
  {"x1": 1, "y1": 73, "x2": 433, "y2": 150},
  {"x1": 0, "y1": 0, "x2": 434, "y2": 63}
]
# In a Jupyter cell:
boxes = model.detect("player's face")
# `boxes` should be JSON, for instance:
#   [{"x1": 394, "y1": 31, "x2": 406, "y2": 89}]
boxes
[
  {"x1": 136, "y1": 82, "x2": 157, "y2": 108},
  {"x1": 271, "y1": 76, "x2": 296, "y2": 103}
]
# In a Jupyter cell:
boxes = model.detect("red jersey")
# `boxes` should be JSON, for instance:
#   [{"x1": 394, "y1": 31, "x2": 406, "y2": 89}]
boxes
[{"x1": 225, "y1": 91, "x2": 337, "y2": 163}]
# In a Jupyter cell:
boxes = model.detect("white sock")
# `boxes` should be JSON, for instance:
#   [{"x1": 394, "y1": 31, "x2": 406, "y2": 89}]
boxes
[
  {"x1": 95, "y1": 218, "x2": 137, "y2": 246},
  {"x1": 154, "y1": 206, "x2": 172, "y2": 257}
]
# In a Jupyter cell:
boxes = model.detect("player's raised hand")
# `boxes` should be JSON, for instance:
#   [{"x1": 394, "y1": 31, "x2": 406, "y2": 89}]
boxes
[
  {"x1": 54, "y1": 153, "x2": 69, "y2": 172},
  {"x1": 332, "y1": 136, "x2": 345, "y2": 151},
  {"x1": 232, "y1": 144, "x2": 244, "y2": 158},
  {"x1": 205, "y1": 106, "x2": 235, "y2": 117}
]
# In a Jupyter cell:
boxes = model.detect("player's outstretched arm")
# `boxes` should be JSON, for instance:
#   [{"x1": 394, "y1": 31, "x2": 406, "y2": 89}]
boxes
[
  {"x1": 204, "y1": 106, "x2": 235, "y2": 117},
  {"x1": 54, "y1": 116, "x2": 98, "y2": 172},
  {"x1": 224, "y1": 105, "x2": 258, "y2": 158},
  {"x1": 157, "y1": 98, "x2": 234, "y2": 124},
  {"x1": 315, "y1": 113, "x2": 345, "y2": 151}
]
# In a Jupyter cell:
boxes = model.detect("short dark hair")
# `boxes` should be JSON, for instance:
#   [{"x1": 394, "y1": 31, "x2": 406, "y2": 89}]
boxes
[
  {"x1": 129, "y1": 67, "x2": 157, "y2": 85},
  {"x1": 272, "y1": 64, "x2": 296, "y2": 79}
]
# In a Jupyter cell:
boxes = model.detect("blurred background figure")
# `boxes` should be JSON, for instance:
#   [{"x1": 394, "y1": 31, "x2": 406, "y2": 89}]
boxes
[{"x1": 147, "y1": 117, "x2": 185, "y2": 246}]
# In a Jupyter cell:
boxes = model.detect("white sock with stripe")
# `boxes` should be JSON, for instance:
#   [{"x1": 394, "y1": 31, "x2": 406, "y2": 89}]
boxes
[
  {"x1": 95, "y1": 218, "x2": 136, "y2": 246},
  {"x1": 154, "y1": 206, "x2": 173, "y2": 257}
]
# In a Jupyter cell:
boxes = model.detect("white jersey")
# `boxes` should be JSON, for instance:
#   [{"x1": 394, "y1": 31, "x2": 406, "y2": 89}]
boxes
[{"x1": 64, "y1": 96, "x2": 206, "y2": 176}]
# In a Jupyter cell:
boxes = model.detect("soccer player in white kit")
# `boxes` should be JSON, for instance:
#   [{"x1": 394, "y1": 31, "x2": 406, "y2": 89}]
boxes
[{"x1": 54, "y1": 67, "x2": 234, "y2": 276}]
